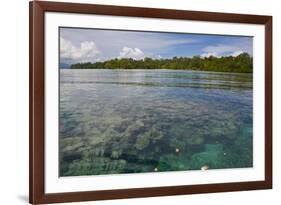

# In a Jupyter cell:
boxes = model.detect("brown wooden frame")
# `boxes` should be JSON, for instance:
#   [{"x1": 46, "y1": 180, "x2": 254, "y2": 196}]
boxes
[{"x1": 29, "y1": 1, "x2": 272, "y2": 204}]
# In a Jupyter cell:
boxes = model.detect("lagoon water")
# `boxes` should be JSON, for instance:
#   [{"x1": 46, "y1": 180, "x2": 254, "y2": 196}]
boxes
[{"x1": 59, "y1": 69, "x2": 253, "y2": 176}]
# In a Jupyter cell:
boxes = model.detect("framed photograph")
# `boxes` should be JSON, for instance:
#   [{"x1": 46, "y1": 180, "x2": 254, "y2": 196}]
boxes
[{"x1": 29, "y1": 1, "x2": 272, "y2": 204}]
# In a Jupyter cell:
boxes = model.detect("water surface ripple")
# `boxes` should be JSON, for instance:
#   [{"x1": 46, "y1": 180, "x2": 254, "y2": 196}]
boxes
[{"x1": 59, "y1": 69, "x2": 253, "y2": 176}]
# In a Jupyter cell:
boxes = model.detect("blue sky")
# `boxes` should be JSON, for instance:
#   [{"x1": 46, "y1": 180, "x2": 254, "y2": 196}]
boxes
[{"x1": 60, "y1": 27, "x2": 253, "y2": 65}]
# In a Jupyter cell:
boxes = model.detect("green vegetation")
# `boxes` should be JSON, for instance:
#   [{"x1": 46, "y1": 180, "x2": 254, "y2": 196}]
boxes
[{"x1": 70, "y1": 53, "x2": 253, "y2": 73}]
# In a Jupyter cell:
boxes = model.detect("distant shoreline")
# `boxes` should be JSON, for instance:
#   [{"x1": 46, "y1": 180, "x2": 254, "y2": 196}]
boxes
[
  {"x1": 67, "y1": 53, "x2": 253, "y2": 73},
  {"x1": 63, "y1": 68, "x2": 253, "y2": 74}
]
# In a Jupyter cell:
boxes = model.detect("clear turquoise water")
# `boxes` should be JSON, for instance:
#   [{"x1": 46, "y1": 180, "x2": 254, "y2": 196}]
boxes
[{"x1": 59, "y1": 69, "x2": 253, "y2": 176}]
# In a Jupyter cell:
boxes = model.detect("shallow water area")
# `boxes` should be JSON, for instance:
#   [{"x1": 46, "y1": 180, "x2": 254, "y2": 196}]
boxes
[{"x1": 59, "y1": 69, "x2": 253, "y2": 176}]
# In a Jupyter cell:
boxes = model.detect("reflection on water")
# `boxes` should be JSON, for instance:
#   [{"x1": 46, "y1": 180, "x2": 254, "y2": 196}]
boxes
[{"x1": 59, "y1": 69, "x2": 253, "y2": 176}]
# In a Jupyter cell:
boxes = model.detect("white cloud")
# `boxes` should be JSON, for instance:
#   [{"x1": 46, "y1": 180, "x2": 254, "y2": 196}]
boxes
[
  {"x1": 155, "y1": 39, "x2": 196, "y2": 48},
  {"x1": 118, "y1": 47, "x2": 145, "y2": 60},
  {"x1": 202, "y1": 40, "x2": 251, "y2": 57},
  {"x1": 200, "y1": 52, "x2": 219, "y2": 58},
  {"x1": 230, "y1": 50, "x2": 244, "y2": 57},
  {"x1": 60, "y1": 37, "x2": 100, "y2": 62},
  {"x1": 203, "y1": 44, "x2": 238, "y2": 55},
  {"x1": 61, "y1": 28, "x2": 198, "y2": 60},
  {"x1": 201, "y1": 49, "x2": 246, "y2": 58},
  {"x1": 155, "y1": 54, "x2": 163, "y2": 59}
]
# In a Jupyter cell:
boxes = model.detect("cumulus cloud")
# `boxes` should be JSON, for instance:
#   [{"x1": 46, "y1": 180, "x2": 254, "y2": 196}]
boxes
[
  {"x1": 203, "y1": 44, "x2": 238, "y2": 55},
  {"x1": 201, "y1": 49, "x2": 245, "y2": 58},
  {"x1": 118, "y1": 47, "x2": 145, "y2": 60},
  {"x1": 155, "y1": 54, "x2": 163, "y2": 59},
  {"x1": 230, "y1": 50, "x2": 244, "y2": 57},
  {"x1": 60, "y1": 37, "x2": 100, "y2": 62},
  {"x1": 200, "y1": 52, "x2": 219, "y2": 58},
  {"x1": 202, "y1": 42, "x2": 251, "y2": 57}
]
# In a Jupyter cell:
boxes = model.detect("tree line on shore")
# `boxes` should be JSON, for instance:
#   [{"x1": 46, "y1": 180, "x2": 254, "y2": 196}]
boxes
[{"x1": 70, "y1": 52, "x2": 253, "y2": 73}]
